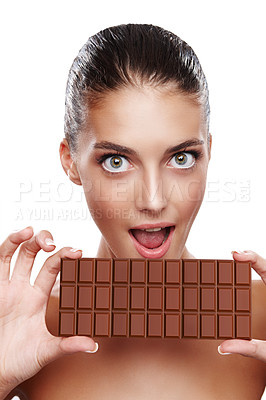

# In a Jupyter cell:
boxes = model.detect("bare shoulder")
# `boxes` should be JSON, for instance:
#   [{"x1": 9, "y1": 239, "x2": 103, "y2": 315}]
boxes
[
  {"x1": 252, "y1": 279, "x2": 266, "y2": 339},
  {"x1": 251, "y1": 280, "x2": 266, "y2": 380}
]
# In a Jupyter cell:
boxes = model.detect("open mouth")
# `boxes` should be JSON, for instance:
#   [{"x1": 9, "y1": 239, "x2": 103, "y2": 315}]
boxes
[
  {"x1": 128, "y1": 225, "x2": 175, "y2": 258},
  {"x1": 129, "y1": 226, "x2": 172, "y2": 249}
]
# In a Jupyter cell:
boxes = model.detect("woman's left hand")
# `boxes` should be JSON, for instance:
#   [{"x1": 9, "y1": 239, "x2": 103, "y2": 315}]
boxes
[{"x1": 218, "y1": 250, "x2": 266, "y2": 362}]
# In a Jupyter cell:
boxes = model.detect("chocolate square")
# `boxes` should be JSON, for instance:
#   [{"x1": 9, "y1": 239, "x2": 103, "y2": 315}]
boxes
[
  {"x1": 79, "y1": 259, "x2": 94, "y2": 283},
  {"x1": 59, "y1": 258, "x2": 251, "y2": 339}
]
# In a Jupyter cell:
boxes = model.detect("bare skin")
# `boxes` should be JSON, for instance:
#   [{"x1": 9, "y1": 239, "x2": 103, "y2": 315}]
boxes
[
  {"x1": 2, "y1": 88, "x2": 266, "y2": 399},
  {"x1": 60, "y1": 87, "x2": 211, "y2": 261},
  {"x1": 10, "y1": 268, "x2": 266, "y2": 400},
  {"x1": 0, "y1": 228, "x2": 97, "y2": 400}
]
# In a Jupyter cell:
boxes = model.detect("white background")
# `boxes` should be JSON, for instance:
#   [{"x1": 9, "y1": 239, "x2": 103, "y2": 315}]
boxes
[{"x1": 0, "y1": 0, "x2": 265, "y2": 398}]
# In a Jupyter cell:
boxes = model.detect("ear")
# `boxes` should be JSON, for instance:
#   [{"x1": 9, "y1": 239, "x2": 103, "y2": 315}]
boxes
[
  {"x1": 208, "y1": 132, "x2": 212, "y2": 161},
  {"x1": 59, "y1": 138, "x2": 82, "y2": 185}
]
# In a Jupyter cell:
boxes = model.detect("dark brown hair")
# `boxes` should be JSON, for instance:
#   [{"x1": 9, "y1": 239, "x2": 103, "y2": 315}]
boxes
[{"x1": 64, "y1": 23, "x2": 210, "y2": 161}]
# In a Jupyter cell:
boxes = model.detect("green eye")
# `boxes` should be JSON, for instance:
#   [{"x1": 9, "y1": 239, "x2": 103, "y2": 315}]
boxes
[
  {"x1": 102, "y1": 155, "x2": 132, "y2": 173},
  {"x1": 110, "y1": 156, "x2": 122, "y2": 168},
  {"x1": 169, "y1": 152, "x2": 195, "y2": 169},
  {"x1": 175, "y1": 153, "x2": 187, "y2": 165}
]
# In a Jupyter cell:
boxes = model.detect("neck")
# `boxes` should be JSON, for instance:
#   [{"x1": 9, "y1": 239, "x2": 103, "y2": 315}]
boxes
[
  {"x1": 96, "y1": 236, "x2": 115, "y2": 258},
  {"x1": 96, "y1": 236, "x2": 195, "y2": 259}
]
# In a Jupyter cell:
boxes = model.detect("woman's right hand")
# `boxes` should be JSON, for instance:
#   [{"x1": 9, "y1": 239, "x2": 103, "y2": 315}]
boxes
[{"x1": 0, "y1": 226, "x2": 98, "y2": 399}]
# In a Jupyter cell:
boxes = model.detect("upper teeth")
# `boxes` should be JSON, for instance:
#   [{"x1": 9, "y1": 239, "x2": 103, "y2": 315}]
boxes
[{"x1": 141, "y1": 227, "x2": 162, "y2": 232}]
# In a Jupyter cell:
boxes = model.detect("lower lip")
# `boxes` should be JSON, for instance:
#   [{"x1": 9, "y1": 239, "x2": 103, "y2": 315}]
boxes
[{"x1": 128, "y1": 226, "x2": 175, "y2": 259}]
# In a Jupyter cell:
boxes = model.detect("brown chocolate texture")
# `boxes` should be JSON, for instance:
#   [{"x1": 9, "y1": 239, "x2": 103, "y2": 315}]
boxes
[{"x1": 59, "y1": 258, "x2": 251, "y2": 339}]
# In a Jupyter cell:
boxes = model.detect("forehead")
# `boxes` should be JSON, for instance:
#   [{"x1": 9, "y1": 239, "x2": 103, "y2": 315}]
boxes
[{"x1": 81, "y1": 87, "x2": 206, "y2": 153}]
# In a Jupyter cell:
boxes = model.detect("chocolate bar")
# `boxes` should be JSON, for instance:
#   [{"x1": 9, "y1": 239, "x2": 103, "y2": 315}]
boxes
[{"x1": 58, "y1": 258, "x2": 251, "y2": 339}]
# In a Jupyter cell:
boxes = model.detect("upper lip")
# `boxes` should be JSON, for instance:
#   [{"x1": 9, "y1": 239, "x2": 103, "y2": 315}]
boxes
[{"x1": 130, "y1": 222, "x2": 175, "y2": 230}]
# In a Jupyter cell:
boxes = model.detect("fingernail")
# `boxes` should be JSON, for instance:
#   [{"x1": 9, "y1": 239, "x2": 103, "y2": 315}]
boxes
[
  {"x1": 232, "y1": 250, "x2": 244, "y2": 254},
  {"x1": 45, "y1": 238, "x2": 56, "y2": 246},
  {"x1": 218, "y1": 345, "x2": 232, "y2": 355},
  {"x1": 70, "y1": 248, "x2": 82, "y2": 253},
  {"x1": 85, "y1": 342, "x2": 99, "y2": 353},
  {"x1": 12, "y1": 226, "x2": 32, "y2": 233}
]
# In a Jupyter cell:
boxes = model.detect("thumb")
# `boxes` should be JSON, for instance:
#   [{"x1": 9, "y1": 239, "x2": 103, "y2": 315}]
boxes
[
  {"x1": 218, "y1": 339, "x2": 266, "y2": 362},
  {"x1": 38, "y1": 335, "x2": 99, "y2": 367},
  {"x1": 232, "y1": 250, "x2": 266, "y2": 284}
]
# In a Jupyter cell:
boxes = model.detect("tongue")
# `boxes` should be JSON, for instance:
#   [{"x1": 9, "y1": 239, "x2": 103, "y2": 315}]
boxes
[{"x1": 131, "y1": 228, "x2": 167, "y2": 249}]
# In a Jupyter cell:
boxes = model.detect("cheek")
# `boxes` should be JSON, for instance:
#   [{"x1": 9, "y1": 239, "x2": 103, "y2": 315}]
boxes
[
  {"x1": 182, "y1": 178, "x2": 206, "y2": 202},
  {"x1": 81, "y1": 164, "x2": 208, "y2": 228},
  {"x1": 83, "y1": 175, "x2": 135, "y2": 225},
  {"x1": 168, "y1": 169, "x2": 207, "y2": 217}
]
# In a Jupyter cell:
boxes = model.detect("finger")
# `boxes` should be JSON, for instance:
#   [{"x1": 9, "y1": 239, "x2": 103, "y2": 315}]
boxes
[
  {"x1": 231, "y1": 250, "x2": 266, "y2": 284},
  {"x1": 218, "y1": 338, "x2": 266, "y2": 363},
  {"x1": 0, "y1": 226, "x2": 34, "y2": 281},
  {"x1": 11, "y1": 229, "x2": 56, "y2": 281},
  {"x1": 34, "y1": 247, "x2": 82, "y2": 298},
  {"x1": 38, "y1": 335, "x2": 98, "y2": 369}
]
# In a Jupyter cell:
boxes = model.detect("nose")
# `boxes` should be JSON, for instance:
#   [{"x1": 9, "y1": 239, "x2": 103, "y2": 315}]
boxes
[{"x1": 134, "y1": 170, "x2": 168, "y2": 214}]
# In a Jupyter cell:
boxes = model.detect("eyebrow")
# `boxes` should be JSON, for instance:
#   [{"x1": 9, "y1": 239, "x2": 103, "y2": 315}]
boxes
[{"x1": 93, "y1": 138, "x2": 204, "y2": 157}]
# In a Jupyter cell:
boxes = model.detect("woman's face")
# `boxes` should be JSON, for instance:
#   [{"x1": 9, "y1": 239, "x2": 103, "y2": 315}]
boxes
[{"x1": 71, "y1": 86, "x2": 211, "y2": 259}]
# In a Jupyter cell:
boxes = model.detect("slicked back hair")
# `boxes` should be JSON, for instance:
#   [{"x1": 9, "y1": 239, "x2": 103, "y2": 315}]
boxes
[{"x1": 64, "y1": 24, "x2": 210, "y2": 161}]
